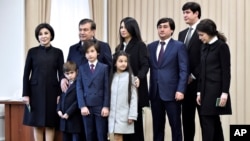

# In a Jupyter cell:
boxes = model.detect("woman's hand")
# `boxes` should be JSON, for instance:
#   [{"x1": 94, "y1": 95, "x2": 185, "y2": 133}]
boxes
[
  {"x1": 134, "y1": 76, "x2": 140, "y2": 88},
  {"x1": 22, "y1": 96, "x2": 30, "y2": 104},
  {"x1": 196, "y1": 95, "x2": 201, "y2": 105},
  {"x1": 219, "y1": 93, "x2": 228, "y2": 107}
]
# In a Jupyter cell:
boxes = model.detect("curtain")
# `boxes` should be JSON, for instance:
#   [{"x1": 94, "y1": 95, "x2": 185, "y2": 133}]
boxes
[
  {"x1": 25, "y1": 0, "x2": 51, "y2": 53},
  {"x1": 89, "y1": 0, "x2": 105, "y2": 41}
]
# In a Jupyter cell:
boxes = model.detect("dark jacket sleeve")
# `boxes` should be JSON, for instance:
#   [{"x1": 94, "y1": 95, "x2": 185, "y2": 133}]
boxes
[
  {"x1": 137, "y1": 41, "x2": 149, "y2": 79},
  {"x1": 23, "y1": 49, "x2": 33, "y2": 97}
]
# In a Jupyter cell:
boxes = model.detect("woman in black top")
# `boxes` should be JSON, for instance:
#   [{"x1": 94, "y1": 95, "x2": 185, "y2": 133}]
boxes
[
  {"x1": 196, "y1": 19, "x2": 232, "y2": 141},
  {"x1": 22, "y1": 23, "x2": 64, "y2": 141}
]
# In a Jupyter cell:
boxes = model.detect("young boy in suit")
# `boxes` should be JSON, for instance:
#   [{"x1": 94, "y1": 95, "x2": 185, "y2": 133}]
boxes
[
  {"x1": 57, "y1": 61, "x2": 83, "y2": 141},
  {"x1": 76, "y1": 40, "x2": 110, "y2": 141}
]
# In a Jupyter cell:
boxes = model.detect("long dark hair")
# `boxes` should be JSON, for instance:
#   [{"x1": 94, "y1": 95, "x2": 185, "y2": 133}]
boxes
[
  {"x1": 197, "y1": 19, "x2": 227, "y2": 42},
  {"x1": 111, "y1": 51, "x2": 134, "y2": 104},
  {"x1": 116, "y1": 17, "x2": 142, "y2": 52}
]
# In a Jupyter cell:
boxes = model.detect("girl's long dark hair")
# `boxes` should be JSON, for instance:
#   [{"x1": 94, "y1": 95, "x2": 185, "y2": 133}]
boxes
[{"x1": 110, "y1": 51, "x2": 134, "y2": 105}]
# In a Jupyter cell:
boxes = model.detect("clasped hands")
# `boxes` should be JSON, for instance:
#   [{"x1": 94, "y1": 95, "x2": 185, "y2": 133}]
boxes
[{"x1": 81, "y1": 107, "x2": 109, "y2": 117}]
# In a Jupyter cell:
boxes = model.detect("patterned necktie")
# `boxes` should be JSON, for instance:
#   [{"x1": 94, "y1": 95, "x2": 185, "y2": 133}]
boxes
[
  {"x1": 185, "y1": 27, "x2": 193, "y2": 47},
  {"x1": 90, "y1": 64, "x2": 95, "y2": 73},
  {"x1": 158, "y1": 42, "x2": 166, "y2": 65}
]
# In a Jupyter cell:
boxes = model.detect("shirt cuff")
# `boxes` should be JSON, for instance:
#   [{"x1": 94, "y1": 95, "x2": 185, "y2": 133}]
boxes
[{"x1": 190, "y1": 73, "x2": 196, "y2": 80}]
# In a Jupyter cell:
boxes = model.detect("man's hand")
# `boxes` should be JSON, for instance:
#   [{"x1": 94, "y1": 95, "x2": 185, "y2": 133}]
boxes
[{"x1": 175, "y1": 92, "x2": 184, "y2": 101}]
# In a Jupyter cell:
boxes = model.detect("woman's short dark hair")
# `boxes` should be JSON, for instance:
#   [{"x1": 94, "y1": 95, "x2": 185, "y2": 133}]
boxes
[{"x1": 35, "y1": 23, "x2": 55, "y2": 42}]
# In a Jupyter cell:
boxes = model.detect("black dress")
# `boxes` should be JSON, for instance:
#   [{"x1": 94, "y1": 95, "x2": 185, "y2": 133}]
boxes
[{"x1": 22, "y1": 45, "x2": 64, "y2": 127}]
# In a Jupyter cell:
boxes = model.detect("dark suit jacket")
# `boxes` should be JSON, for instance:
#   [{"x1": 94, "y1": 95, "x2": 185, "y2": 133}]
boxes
[
  {"x1": 57, "y1": 81, "x2": 82, "y2": 133},
  {"x1": 116, "y1": 38, "x2": 150, "y2": 107},
  {"x1": 76, "y1": 62, "x2": 110, "y2": 108},
  {"x1": 23, "y1": 45, "x2": 64, "y2": 127},
  {"x1": 178, "y1": 28, "x2": 202, "y2": 79},
  {"x1": 67, "y1": 38, "x2": 112, "y2": 70},
  {"x1": 148, "y1": 39, "x2": 189, "y2": 101},
  {"x1": 198, "y1": 40, "x2": 232, "y2": 115}
]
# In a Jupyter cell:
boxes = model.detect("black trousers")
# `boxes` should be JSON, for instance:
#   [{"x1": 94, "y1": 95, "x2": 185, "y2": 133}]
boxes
[
  {"x1": 182, "y1": 80, "x2": 200, "y2": 141},
  {"x1": 200, "y1": 115, "x2": 224, "y2": 141}
]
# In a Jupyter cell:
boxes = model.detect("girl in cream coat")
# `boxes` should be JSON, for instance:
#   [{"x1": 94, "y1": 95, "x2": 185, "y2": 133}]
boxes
[{"x1": 109, "y1": 51, "x2": 138, "y2": 141}]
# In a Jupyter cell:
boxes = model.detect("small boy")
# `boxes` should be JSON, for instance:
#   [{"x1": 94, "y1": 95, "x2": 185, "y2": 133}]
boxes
[
  {"x1": 57, "y1": 61, "x2": 82, "y2": 141},
  {"x1": 76, "y1": 40, "x2": 110, "y2": 141}
]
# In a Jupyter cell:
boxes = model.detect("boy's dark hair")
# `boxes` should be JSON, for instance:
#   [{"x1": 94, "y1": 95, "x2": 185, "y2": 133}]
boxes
[
  {"x1": 63, "y1": 61, "x2": 78, "y2": 73},
  {"x1": 83, "y1": 40, "x2": 100, "y2": 54},
  {"x1": 35, "y1": 23, "x2": 55, "y2": 42},
  {"x1": 182, "y1": 2, "x2": 201, "y2": 19},
  {"x1": 111, "y1": 51, "x2": 134, "y2": 105}
]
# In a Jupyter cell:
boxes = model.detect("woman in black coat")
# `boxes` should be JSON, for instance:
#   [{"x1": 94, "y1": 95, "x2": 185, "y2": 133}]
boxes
[
  {"x1": 115, "y1": 17, "x2": 150, "y2": 141},
  {"x1": 196, "y1": 19, "x2": 232, "y2": 141},
  {"x1": 22, "y1": 23, "x2": 64, "y2": 141}
]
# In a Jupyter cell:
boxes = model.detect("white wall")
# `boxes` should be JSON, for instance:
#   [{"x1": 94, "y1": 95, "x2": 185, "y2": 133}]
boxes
[
  {"x1": 50, "y1": 0, "x2": 90, "y2": 61},
  {"x1": 0, "y1": 0, "x2": 25, "y2": 99},
  {"x1": 0, "y1": 1, "x2": 24, "y2": 139}
]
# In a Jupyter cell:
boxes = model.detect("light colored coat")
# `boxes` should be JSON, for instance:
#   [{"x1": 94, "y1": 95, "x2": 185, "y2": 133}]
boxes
[{"x1": 108, "y1": 72, "x2": 138, "y2": 134}]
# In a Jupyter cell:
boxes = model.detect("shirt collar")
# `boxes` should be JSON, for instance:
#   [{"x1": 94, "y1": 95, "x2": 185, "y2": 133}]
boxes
[
  {"x1": 209, "y1": 36, "x2": 218, "y2": 44},
  {"x1": 189, "y1": 20, "x2": 200, "y2": 30},
  {"x1": 88, "y1": 60, "x2": 98, "y2": 67},
  {"x1": 159, "y1": 38, "x2": 171, "y2": 45}
]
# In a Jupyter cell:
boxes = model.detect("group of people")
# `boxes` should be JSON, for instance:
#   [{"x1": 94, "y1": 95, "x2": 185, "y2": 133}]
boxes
[{"x1": 22, "y1": 2, "x2": 232, "y2": 141}]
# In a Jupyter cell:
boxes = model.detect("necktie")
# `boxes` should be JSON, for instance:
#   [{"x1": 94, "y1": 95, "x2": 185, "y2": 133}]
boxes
[
  {"x1": 158, "y1": 42, "x2": 165, "y2": 65},
  {"x1": 185, "y1": 27, "x2": 193, "y2": 47},
  {"x1": 90, "y1": 64, "x2": 95, "y2": 73}
]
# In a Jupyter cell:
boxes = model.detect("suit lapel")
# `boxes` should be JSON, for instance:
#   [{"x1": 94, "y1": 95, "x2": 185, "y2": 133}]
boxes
[
  {"x1": 187, "y1": 29, "x2": 198, "y2": 49},
  {"x1": 159, "y1": 39, "x2": 174, "y2": 66},
  {"x1": 124, "y1": 38, "x2": 136, "y2": 51},
  {"x1": 88, "y1": 62, "x2": 101, "y2": 87},
  {"x1": 82, "y1": 64, "x2": 92, "y2": 87},
  {"x1": 151, "y1": 41, "x2": 159, "y2": 66},
  {"x1": 65, "y1": 81, "x2": 76, "y2": 96},
  {"x1": 180, "y1": 28, "x2": 189, "y2": 42}
]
